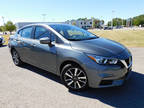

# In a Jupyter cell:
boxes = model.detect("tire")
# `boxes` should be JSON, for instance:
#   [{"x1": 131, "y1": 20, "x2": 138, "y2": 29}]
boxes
[
  {"x1": 11, "y1": 49, "x2": 23, "y2": 66},
  {"x1": 61, "y1": 64, "x2": 88, "y2": 91}
]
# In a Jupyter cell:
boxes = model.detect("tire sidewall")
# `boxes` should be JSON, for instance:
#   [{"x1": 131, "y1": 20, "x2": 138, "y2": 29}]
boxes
[
  {"x1": 61, "y1": 64, "x2": 88, "y2": 91},
  {"x1": 12, "y1": 50, "x2": 22, "y2": 66}
]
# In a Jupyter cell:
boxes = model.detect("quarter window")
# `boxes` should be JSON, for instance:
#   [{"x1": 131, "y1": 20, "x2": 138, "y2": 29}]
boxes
[{"x1": 21, "y1": 27, "x2": 33, "y2": 38}]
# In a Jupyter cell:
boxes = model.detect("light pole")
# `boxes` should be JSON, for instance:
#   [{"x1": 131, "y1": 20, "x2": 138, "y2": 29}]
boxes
[
  {"x1": 111, "y1": 10, "x2": 115, "y2": 28},
  {"x1": 1, "y1": 16, "x2": 5, "y2": 25},
  {"x1": 42, "y1": 14, "x2": 47, "y2": 22},
  {"x1": 131, "y1": 18, "x2": 133, "y2": 27},
  {"x1": 122, "y1": 19, "x2": 123, "y2": 27}
]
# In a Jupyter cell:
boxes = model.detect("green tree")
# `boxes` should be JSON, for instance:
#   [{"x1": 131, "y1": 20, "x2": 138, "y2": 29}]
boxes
[
  {"x1": 72, "y1": 21, "x2": 76, "y2": 25},
  {"x1": 77, "y1": 18, "x2": 87, "y2": 21},
  {"x1": 107, "y1": 18, "x2": 126, "y2": 27},
  {"x1": 5, "y1": 21, "x2": 16, "y2": 34},
  {"x1": 112, "y1": 18, "x2": 122, "y2": 27},
  {"x1": 0, "y1": 26, "x2": 2, "y2": 32},
  {"x1": 0, "y1": 26, "x2": 6, "y2": 34},
  {"x1": 107, "y1": 21, "x2": 112, "y2": 26},
  {"x1": 133, "y1": 14, "x2": 144, "y2": 26},
  {"x1": 92, "y1": 19, "x2": 102, "y2": 28},
  {"x1": 122, "y1": 19, "x2": 127, "y2": 27}
]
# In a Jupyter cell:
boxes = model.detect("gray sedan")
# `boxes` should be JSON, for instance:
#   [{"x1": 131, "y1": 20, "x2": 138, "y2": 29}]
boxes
[{"x1": 8, "y1": 24, "x2": 132, "y2": 91}]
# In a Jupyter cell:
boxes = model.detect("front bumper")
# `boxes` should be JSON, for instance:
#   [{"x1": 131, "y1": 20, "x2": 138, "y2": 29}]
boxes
[
  {"x1": 98, "y1": 68, "x2": 132, "y2": 88},
  {"x1": 84, "y1": 56, "x2": 132, "y2": 88}
]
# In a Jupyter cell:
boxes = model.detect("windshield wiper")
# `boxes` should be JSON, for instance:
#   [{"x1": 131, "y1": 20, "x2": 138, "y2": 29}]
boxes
[
  {"x1": 86, "y1": 37, "x2": 98, "y2": 40},
  {"x1": 68, "y1": 37, "x2": 98, "y2": 41},
  {"x1": 68, "y1": 39, "x2": 83, "y2": 41}
]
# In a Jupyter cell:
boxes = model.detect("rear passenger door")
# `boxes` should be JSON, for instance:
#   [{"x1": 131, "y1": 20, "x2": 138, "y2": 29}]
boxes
[{"x1": 17, "y1": 26, "x2": 35, "y2": 64}]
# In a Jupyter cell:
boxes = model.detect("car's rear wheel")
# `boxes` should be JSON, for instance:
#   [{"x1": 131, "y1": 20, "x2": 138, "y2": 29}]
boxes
[
  {"x1": 12, "y1": 50, "x2": 23, "y2": 66},
  {"x1": 61, "y1": 64, "x2": 88, "y2": 91}
]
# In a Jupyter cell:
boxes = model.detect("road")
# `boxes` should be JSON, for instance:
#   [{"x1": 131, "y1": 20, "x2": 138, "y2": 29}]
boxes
[{"x1": 0, "y1": 46, "x2": 144, "y2": 108}]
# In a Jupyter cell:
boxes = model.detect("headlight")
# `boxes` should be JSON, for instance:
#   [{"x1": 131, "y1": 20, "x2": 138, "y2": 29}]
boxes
[{"x1": 87, "y1": 54, "x2": 118, "y2": 65}]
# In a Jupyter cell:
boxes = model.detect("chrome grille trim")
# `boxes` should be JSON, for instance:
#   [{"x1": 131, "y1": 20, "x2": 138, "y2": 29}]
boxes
[{"x1": 120, "y1": 57, "x2": 132, "y2": 69}]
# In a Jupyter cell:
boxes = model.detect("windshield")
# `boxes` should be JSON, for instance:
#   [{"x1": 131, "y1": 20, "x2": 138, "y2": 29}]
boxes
[{"x1": 49, "y1": 24, "x2": 98, "y2": 41}]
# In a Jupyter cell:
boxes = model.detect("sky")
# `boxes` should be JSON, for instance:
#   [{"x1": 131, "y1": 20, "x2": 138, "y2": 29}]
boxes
[{"x1": 0, "y1": 0, "x2": 144, "y2": 25}]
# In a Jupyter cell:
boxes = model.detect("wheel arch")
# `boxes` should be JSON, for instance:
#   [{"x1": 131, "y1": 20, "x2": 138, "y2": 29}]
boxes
[
  {"x1": 59, "y1": 60, "x2": 84, "y2": 74},
  {"x1": 10, "y1": 47, "x2": 16, "y2": 54}
]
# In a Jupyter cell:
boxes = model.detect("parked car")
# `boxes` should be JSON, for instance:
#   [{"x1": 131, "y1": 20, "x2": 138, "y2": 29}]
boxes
[
  {"x1": 104, "y1": 26, "x2": 113, "y2": 30},
  {"x1": 8, "y1": 24, "x2": 132, "y2": 91},
  {"x1": 0, "y1": 36, "x2": 5, "y2": 46}
]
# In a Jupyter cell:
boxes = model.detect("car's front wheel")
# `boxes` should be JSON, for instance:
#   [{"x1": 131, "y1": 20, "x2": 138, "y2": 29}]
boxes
[
  {"x1": 11, "y1": 50, "x2": 23, "y2": 66},
  {"x1": 61, "y1": 64, "x2": 88, "y2": 91}
]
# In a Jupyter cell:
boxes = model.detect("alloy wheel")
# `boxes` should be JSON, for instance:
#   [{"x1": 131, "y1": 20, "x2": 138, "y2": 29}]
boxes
[
  {"x1": 63, "y1": 67, "x2": 87, "y2": 90},
  {"x1": 12, "y1": 50, "x2": 20, "y2": 65}
]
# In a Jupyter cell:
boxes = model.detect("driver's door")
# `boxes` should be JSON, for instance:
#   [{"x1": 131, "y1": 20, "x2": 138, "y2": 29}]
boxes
[{"x1": 29, "y1": 26, "x2": 57, "y2": 73}]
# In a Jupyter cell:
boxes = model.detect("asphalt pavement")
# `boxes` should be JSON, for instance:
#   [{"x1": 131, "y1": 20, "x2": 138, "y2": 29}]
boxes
[{"x1": 0, "y1": 46, "x2": 144, "y2": 108}]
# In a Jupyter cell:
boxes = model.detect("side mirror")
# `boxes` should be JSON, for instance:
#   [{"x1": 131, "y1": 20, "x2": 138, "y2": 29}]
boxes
[{"x1": 40, "y1": 37, "x2": 51, "y2": 44}]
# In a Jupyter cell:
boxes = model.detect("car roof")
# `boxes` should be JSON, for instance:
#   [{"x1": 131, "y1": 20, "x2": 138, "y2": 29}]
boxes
[{"x1": 18, "y1": 23, "x2": 70, "y2": 31}]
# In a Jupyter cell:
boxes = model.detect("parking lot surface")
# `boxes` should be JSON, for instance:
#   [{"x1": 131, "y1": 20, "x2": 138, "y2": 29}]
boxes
[{"x1": 0, "y1": 46, "x2": 144, "y2": 108}]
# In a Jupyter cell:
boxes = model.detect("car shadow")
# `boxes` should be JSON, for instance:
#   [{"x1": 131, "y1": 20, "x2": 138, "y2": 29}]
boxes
[
  {"x1": 19, "y1": 64, "x2": 144, "y2": 108},
  {"x1": 20, "y1": 63, "x2": 61, "y2": 84},
  {"x1": 70, "y1": 71, "x2": 144, "y2": 108}
]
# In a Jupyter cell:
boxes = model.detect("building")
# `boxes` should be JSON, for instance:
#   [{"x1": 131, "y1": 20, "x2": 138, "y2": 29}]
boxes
[
  {"x1": 15, "y1": 22, "x2": 64, "y2": 30},
  {"x1": 65, "y1": 19, "x2": 93, "y2": 29},
  {"x1": 16, "y1": 19, "x2": 95, "y2": 30}
]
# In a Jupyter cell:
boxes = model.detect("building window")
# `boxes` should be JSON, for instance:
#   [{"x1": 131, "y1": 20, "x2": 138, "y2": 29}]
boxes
[
  {"x1": 90, "y1": 22, "x2": 92, "y2": 24},
  {"x1": 81, "y1": 22, "x2": 83, "y2": 24},
  {"x1": 84, "y1": 22, "x2": 86, "y2": 24}
]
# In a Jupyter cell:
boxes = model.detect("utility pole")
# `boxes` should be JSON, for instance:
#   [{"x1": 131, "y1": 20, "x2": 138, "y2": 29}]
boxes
[
  {"x1": 131, "y1": 18, "x2": 133, "y2": 27},
  {"x1": 122, "y1": 19, "x2": 123, "y2": 27},
  {"x1": 1, "y1": 16, "x2": 5, "y2": 25},
  {"x1": 42, "y1": 14, "x2": 47, "y2": 22},
  {"x1": 1, "y1": 16, "x2": 5, "y2": 35},
  {"x1": 111, "y1": 10, "x2": 115, "y2": 28}
]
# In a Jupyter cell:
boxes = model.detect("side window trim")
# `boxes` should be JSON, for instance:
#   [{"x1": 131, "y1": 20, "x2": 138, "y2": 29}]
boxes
[{"x1": 18, "y1": 29, "x2": 23, "y2": 37}]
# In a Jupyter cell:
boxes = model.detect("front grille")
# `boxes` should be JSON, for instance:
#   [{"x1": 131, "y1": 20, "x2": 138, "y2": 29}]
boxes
[
  {"x1": 125, "y1": 58, "x2": 130, "y2": 66},
  {"x1": 125, "y1": 56, "x2": 132, "y2": 67},
  {"x1": 120, "y1": 56, "x2": 132, "y2": 68}
]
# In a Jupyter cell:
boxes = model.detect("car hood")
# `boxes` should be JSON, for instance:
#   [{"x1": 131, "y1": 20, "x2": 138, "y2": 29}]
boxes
[{"x1": 70, "y1": 37, "x2": 127, "y2": 57}]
